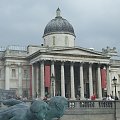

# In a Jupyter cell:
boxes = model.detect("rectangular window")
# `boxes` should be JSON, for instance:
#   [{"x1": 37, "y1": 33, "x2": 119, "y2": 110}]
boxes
[
  {"x1": 23, "y1": 70, "x2": 28, "y2": 78},
  {"x1": 53, "y1": 36, "x2": 55, "y2": 45},
  {"x1": 0, "y1": 69, "x2": 1, "y2": 78},
  {"x1": 65, "y1": 36, "x2": 68, "y2": 46},
  {"x1": 12, "y1": 69, "x2": 16, "y2": 78}
]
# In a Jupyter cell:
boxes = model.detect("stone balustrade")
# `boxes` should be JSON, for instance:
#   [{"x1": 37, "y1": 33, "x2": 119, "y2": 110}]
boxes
[
  {"x1": 1, "y1": 99, "x2": 120, "y2": 120},
  {"x1": 67, "y1": 100, "x2": 114, "y2": 108}
]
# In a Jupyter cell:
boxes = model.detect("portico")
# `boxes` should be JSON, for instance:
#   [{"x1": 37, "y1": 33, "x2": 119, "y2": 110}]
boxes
[{"x1": 29, "y1": 48, "x2": 110, "y2": 100}]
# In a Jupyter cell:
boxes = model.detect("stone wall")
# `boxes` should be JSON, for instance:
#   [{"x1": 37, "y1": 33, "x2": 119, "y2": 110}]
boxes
[
  {"x1": 60, "y1": 100, "x2": 120, "y2": 120},
  {"x1": 62, "y1": 114, "x2": 114, "y2": 120}
]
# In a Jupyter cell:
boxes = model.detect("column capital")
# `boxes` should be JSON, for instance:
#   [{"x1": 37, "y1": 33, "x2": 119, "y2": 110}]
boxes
[
  {"x1": 80, "y1": 62, "x2": 84, "y2": 66},
  {"x1": 51, "y1": 60, "x2": 54, "y2": 64},
  {"x1": 70, "y1": 61, "x2": 74, "y2": 65},
  {"x1": 61, "y1": 62, "x2": 64, "y2": 66},
  {"x1": 40, "y1": 60, "x2": 44, "y2": 65},
  {"x1": 97, "y1": 63, "x2": 101, "y2": 67},
  {"x1": 89, "y1": 62, "x2": 93, "y2": 65},
  {"x1": 89, "y1": 63, "x2": 93, "y2": 67},
  {"x1": 106, "y1": 64, "x2": 111, "y2": 67}
]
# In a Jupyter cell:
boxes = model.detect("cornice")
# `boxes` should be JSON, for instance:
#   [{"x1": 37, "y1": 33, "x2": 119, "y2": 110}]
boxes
[{"x1": 30, "y1": 54, "x2": 110, "y2": 64}]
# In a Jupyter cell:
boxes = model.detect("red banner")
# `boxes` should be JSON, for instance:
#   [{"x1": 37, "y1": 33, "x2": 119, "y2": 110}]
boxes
[
  {"x1": 44, "y1": 65, "x2": 50, "y2": 87},
  {"x1": 101, "y1": 68, "x2": 107, "y2": 88}
]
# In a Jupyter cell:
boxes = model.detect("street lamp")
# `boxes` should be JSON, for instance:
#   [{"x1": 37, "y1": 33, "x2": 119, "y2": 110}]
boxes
[
  {"x1": 112, "y1": 76, "x2": 117, "y2": 120},
  {"x1": 51, "y1": 74, "x2": 55, "y2": 97},
  {"x1": 112, "y1": 76, "x2": 117, "y2": 99}
]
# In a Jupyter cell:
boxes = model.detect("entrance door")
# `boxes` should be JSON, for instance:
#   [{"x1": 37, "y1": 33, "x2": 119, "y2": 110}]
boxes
[{"x1": 86, "y1": 83, "x2": 89, "y2": 98}]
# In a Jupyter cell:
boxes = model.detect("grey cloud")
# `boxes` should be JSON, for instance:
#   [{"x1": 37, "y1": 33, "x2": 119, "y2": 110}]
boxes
[{"x1": 0, "y1": 0, "x2": 120, "y2": 54}]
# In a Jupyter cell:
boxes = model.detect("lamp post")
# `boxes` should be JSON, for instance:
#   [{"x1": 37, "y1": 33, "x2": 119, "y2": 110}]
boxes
[
  {"x1": 77, "y1": 86, "x2": 81, "y2": 97},
  {"x1": 51, "y1": 74, "x2": 55, "y2": 97},
  {"x1": 112, "y1": 76, "x2": 117, "y2": 120},
  {"x1": 113, "y1": 76, "x2": 117, "y2": 98}
]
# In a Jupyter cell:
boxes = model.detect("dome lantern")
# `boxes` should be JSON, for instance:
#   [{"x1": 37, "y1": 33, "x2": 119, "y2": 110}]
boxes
[{"x1": 56, "y1": 8, "x2": 61, "y2": 17}]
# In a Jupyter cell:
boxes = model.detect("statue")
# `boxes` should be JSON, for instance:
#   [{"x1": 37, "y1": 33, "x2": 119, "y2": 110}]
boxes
[
  {"x1": 0, "y1": 100, "x2": 49, "y2": 120},
  {"x1": 45, "y1": 96, "x2": 68, "y2": 120},
  {"x1": 2, "y1": 98, "x2": 22, "y2": 107},
  {"x1": 0, "y1": 96, "x2": 67, "y2": 120}
]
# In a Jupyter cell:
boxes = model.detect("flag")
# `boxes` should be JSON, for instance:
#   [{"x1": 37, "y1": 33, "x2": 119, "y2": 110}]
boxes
[
  {"x1": 44, "y1": 65, "x2": 50, "y2": 87},
  {"x1": 101, "y1": 68, "x2": 107, "y2": 88}
]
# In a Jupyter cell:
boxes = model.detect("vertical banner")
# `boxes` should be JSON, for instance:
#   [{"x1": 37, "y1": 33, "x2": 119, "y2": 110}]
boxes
[
  {"x1": 44, "y1": 65, "x2": 50, "y2": 87},
  {"x1": 29, "y1": 65, "x2": 32, "y2": 97},
  {"x1": 101, "y1": 68, "x2": 107, "y2": 88}
]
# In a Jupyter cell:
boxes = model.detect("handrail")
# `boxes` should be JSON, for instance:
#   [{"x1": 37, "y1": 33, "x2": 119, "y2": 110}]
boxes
[{"x1": 0, "y1": 99, "x2": 118, "y2": 109}]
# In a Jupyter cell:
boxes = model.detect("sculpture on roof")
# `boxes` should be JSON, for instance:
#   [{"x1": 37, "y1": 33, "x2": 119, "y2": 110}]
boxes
[{"x1": 102, "y1": 46, "x2": 117, "y2": 56}]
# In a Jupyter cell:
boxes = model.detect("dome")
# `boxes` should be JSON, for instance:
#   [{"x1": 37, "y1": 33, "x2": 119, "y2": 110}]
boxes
[{"x1": 43, "y1": 8, "x2": 75, "y2": 37}]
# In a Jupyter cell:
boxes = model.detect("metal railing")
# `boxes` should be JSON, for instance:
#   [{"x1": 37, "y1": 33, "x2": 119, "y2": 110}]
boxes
[
  {"x1": 0, "y1": 99, "x2": 116, "y2": 109},
  {"x1": 67, "y1": 100, "x2": 114, "y2": 109}
]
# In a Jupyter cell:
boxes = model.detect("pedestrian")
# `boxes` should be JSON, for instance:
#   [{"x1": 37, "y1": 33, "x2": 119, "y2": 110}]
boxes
[
  {"x1": 106, "y1": 95, "x2": 112, "y2": 100},
  {"x1": 91, "y1": 93, "x2": 96, "y2": 100},
  {"x1": 115, "y1": 96, "x2": 118, "y2": 100},
  {"x1": 76, "y1": 95, "x2": 80, "y2": 100}
]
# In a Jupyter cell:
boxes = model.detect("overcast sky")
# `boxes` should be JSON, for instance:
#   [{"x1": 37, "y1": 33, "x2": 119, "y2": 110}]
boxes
[{"x1": 0, "y1": 0, "x2": 120, "y2": 54}]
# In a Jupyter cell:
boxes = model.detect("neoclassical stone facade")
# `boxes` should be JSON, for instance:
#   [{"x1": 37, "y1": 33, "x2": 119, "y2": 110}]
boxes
[
  {"x1": 28, "y1": 46, "x2": 110, "y2": 100},
  {"x1": 0, "y1": 8, "x2": 120, "y2": 100}
]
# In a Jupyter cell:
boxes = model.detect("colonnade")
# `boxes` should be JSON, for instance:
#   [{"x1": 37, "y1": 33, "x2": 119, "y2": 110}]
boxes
[{"x1": 30, "y1": 61, "x2": 110, "y2": 100}]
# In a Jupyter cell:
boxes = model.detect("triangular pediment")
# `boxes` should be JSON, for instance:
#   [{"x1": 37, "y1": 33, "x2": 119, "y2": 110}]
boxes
[
  {"x1": 50, "y1": 47, "x2": 103, "y2": 57},
  {"x1": 28, "y1": 46, "x2": 110, "y2": 63}
]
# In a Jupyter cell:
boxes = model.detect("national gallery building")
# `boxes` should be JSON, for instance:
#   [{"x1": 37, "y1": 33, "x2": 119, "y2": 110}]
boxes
[{"x1": 0, "y1": 9, "x2": 120, "y2": 100}]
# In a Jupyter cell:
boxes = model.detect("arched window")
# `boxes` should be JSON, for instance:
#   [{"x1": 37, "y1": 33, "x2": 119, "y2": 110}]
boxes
[
  {"x1": 65, "y1": 36, "x2": 68, "y2": 46},
  {"x1": 53, "y1": 36, "x2": 55, "y2": 45}
]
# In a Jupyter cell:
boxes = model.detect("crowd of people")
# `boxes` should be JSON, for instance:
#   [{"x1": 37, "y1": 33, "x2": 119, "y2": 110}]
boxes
[
  {"x1": 76, "y1": 93, "x2": 119, "y2": 101},
  {"x1": 105, "y1": 94, "x2": 118, "y2": 100},
  {"x1": 6, "y1": 92, "x2": 119, "y2": 101}
]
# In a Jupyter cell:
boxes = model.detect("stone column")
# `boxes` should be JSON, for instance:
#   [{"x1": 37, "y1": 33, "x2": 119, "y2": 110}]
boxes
[
  {"x1": 40, "y1": 61, "x2": 45, "y2": 99},
  {"x1": 36, "y1": 64, "x2": 39, "y2": 97},
  {"x1": 70, "y1": 62, "x2": 75, "y2": 100},
  {"x1": 5, "y1": 65, "x2": 10, "y2": 90},
  {"x1": 29, "y1": 65, "x2": 32, "y2": 97},
  {"x1": 51, "y1": 61, "x2": 55, "y2": 76},
  {"x1": 61, "y1": 62, "x2": 65, "y2": 97},
  {"x1": 89, "y1": 63, "x2": 93, "y2": 98},
  {"x1": 32, "y1": 64, "x2": 35, "y2": 98},
  {"x1": 106, "y1": 64, "x2": 111, "y2": 95},
  {"x1": 97, "y1": 64, "x2": 102, "y2": 99},
  {"x1": 51, "y1": 61, "x2": 55, "y2": 96},
  {"x1": 80, "y1": 62, "x2": 84, "y2": 99},
  {"x1": 18, "y1": 65, "x2": 22, "y2": 96}
]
